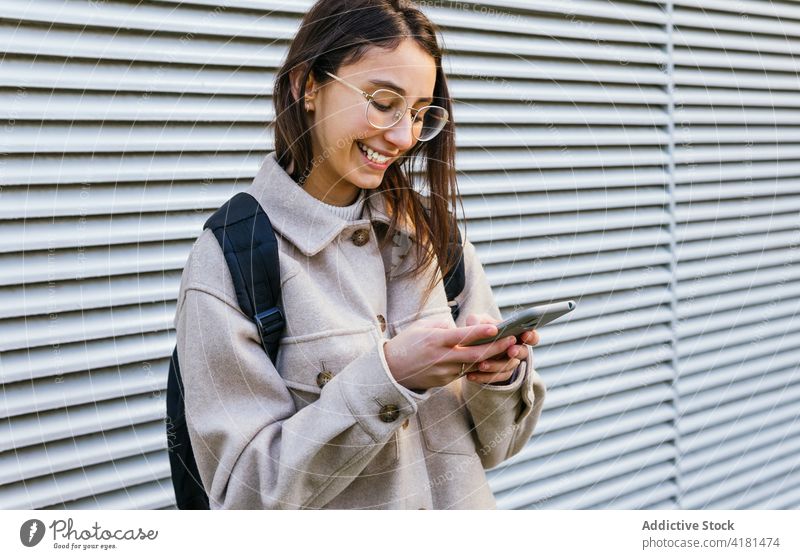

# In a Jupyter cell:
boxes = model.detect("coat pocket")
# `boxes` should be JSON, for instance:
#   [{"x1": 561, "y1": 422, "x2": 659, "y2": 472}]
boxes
[
  {"x1": 360, "y1": 431, "x2": 400, "y2": 477},
  {"x1": 275, "y1": 329, "x2": 375, "y2": 411},
  {"x1": 417, "y1": 389, "x2": 476, "y2": 456}
]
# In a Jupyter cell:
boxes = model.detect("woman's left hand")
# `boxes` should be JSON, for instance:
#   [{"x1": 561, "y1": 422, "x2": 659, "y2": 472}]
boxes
[{"x1": 462, "y1": 313, "x2": 540, "y2": 384}]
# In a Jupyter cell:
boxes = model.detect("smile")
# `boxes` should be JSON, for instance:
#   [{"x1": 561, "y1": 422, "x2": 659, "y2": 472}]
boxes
[{"x1": 357, "y1": 141, "x2": 392, "y2": 164}]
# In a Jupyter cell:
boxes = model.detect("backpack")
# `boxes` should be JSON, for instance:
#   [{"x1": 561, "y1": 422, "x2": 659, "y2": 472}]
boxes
[{"x1": 166, "y1": 192, "x2": 466, "y2": 510}]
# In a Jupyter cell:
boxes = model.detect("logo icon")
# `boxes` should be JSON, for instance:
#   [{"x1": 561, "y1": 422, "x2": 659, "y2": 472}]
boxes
[{"x1": 20, "y1": 519, "x2": 46, "y2": 547}]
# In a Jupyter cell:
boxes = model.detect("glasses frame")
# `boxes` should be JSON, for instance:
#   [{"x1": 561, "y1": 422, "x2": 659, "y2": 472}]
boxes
[{"x1": 323, "y1": 71, "x2": 448, "y2": 141}]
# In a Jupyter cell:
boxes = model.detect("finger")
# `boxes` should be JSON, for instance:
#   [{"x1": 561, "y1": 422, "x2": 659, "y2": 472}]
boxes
[
  {"x1": 462, "y1": 334, "x2": 518, "y2": 363},
  {"x1": 440, "y1": 323, "x2": 498, "y2": 347},
  {"x1": 466, "y1": 360, "x2": 520, "y2": 383},
  {"x1": 521, "y1": 329, "x2": 540, "y2": 345},
  {"x1": 475, "y1": 356, "x2": 519, "y2": 373},
  {"x1": 506, "y1": 344, "x2": 528, "y2": 361}
]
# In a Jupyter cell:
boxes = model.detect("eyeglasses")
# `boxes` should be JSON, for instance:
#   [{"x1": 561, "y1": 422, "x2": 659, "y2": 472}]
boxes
[{"x1": 323, "y1": 71, "x2": 448, "y2": 141}]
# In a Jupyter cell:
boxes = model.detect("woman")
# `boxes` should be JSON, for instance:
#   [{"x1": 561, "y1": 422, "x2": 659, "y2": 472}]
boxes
[{"x1": 174, "y1": 0, "x2": 546, "y2": 509}]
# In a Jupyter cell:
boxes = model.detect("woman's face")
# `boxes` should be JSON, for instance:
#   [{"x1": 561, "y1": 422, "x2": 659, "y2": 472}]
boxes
[{"x1": 296, "y1": 38, "x2": 438, "y2": 206}]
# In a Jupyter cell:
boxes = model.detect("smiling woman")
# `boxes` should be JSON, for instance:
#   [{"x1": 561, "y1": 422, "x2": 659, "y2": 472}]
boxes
[{"x1": 172, "y1": 0, "x2": 546, "y2": 510}]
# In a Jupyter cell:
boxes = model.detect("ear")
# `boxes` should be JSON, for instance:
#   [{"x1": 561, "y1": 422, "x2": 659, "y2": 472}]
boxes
[{"x1": 289, "y1": 65, "x2": 317, "y2": 108}]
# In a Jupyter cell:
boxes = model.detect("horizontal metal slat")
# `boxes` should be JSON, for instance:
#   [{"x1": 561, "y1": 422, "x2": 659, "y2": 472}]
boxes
[
  {"x1": 674, "y1": 6, "x2": 800, "y2": 37},
  {"x1": 454, "y1": 102, "x2": 669, "y2": 126},
  {"x1": 676, "y1": 198, "x2": 800, "y2": 224},
  {"x1": 677, "y1": 279, "x2": 800, "y2": 322},
  {"x1": 675, "y1": 178, "x2": 800, "y2": 204},
  {"x1": 0, "y1": 90, "x2": 270, "y2": 122},
  {"x1": 447, "y1": 54, "x2": 669, "y2": 86},
  {"x1": 0, "y1": 180, "x2": 238, "y2": 220},
  {"x1": 677, "y1": 213, "x2": 800, "y2": 244},
  {"x1": 509, "y1": 460, "x2": 675, "y2": 510},
  {"x1": 457, "y1": 125, "x2": 668, "y2": 148},
  {"x1": 490, "y1": 425, "x2": 675, "y2": 493},
  {"x1": 51, "y1": 479, "x2": 174, "y2": 509},
  {"x1": 0, "y1": 420, "x2": 166, "y2": 485},
  {"x1": 457, "y1": 167, "x2": 669, "y2": 196},
  {"x1": 679, "y1": 416, "x2": 800, "y2": 476},
  {"x1": 0, "y1": 21, "x2": 288, "y2": 68},
  {"x1": 0, "y1": 56, "x2": 276, "y2": 95},
  {"x1": 0, "y1": 302, "x2": 175, "y2": 352},
  {"x1": 535, "y1": 380, "x2": 675, "y2": 435},
  {"x1": 677, "y1": 244, "x2": 799, "y2": 281},
  {"x1": 443, "y1": 28, "x2": 665, "y2": 65},
  {"x1": 676, "y1": 228, "x2": 800, "y2": 262},
  {"x1": 680, "y1": 399, "x2": 799, "y2": 458},
  {"x1": 473, "y1": 226, "x2": 670, "y2": 265},
  {"x1": 467, "y1": 207, "x2": 670, "y2": 242},
  {"x1": 1, "y1": 0, "x2": 299, "y2": 40},
  {"x1": 679, "y1": 326, "x2": 800, "y2": 374},
  {"x1": 674, "y1": 27, "x2": 800, "y2": 57},
  {"x1": 681, "y1": 450, "x2": 800, "y2": 509},
  {"x1": 679, "y1": 382, "x2": 800, "y2": 437},
  {"x1": 495, "y1": 266, "x2": 672, "y2": 308},
  {"x1": 675, "y1": 262, "x2": 800, "y2": 300},
  {"x1": 0, "y1": 271, "x2": 182, "y2": 319},
  {"x1": 500, "y1": 403, "x2": 675, "y2": 466},
  {"x1": 466, "y1": 187, "x2": 668, "y2": 217},
  {"x1": 679, "y1": 367, "x2": 799, "y2": 417},
  {"x1": 0, "y1": 450, "x2": 169, "y2": 509},
  {"x1": 674, "y1": 87, "x2": 800, "y2": 108},
  {"x1": 1, "y1": 391, "x2": 166, "y2": 447},
  {"x1": 0, "y1": 241, "x2": 190, "y2": 287},
  {"x1": 3, "y1": 122, "x2": 271, "y2": 154},
  {"x1": 450, "y1": 78, "x2": 668, "y2": 105},
  {"x1": 0, "y1": 152, "x2": 267, "y2": 187},
  {"x1": 675, "y1": 160, "x2": 800, "y2": 184},
  {"x1": 43, "y1": 478, "x2": 175, "y2": 510},
  {"x1": 0, "y1": 212, "x2": 205, "y2": 253},
  {"x1": 1, "y1": 331, "x2": 174, "y2": 383}
]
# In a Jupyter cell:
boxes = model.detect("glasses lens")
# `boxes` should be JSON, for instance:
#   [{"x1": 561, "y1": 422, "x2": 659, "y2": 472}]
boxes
[
  {"x1": 414, "y1": 106, "x2": 448, "y2": 141},
  {"x1": 367, "y1": 89, "x2": 407, "y2": 128}
]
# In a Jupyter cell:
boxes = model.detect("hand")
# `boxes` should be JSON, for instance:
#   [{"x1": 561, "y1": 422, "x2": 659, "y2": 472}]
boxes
[
  {"x1": 461, "y1": 313, "x2": 540, "y2": 384},
  {"x1": 382, "y1": 316, "x2": 529, "y2": 391}
]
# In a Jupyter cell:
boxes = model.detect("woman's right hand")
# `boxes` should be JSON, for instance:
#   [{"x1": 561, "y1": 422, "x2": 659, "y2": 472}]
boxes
[{"x1": 382, "y1": 317, "x2": 521, "y2": 391}]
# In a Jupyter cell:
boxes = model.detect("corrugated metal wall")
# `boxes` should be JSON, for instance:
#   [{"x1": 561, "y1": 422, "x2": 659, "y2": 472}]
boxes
[{"x1": 0, "y1": 0, "x2": 797, "y2": 510}]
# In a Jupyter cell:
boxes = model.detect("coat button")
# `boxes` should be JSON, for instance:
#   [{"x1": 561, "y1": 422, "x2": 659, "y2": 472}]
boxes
[
  {"x1": 377, "y1": 314, "x2": 386, "y2": 333},
  {"x1": 351, "y1": 229, "x2": 370, "y2": 246},
  {"x1": 316, "y1": 370, "x2": 334, "y2": 388},
  {"x1": 401, "y1": 418, "x2": 409, "y2": 429},
  {"x1": 379, "y1": 404, "x2": 400, "y2": 422}
]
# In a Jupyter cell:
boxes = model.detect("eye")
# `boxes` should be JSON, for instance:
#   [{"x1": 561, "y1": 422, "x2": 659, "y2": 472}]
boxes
[{"x1": 372, "y1": 100, "x2": 392, "y2": 112}]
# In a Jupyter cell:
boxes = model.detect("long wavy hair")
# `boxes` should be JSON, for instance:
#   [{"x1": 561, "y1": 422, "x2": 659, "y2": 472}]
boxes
[{"x1": 272, "y1": 0, "x2": 460, "y2": 312}]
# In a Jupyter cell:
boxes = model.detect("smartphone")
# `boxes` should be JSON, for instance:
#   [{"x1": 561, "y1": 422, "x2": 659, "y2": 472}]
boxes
[{"x1": 462, "y1": 300, "x2": 576, "y2": 347}]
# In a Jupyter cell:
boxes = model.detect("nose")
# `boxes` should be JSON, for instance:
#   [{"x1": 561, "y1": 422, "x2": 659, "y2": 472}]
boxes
[{"x1": 383, "y1": 109, "x2": 416, "y2": 152}]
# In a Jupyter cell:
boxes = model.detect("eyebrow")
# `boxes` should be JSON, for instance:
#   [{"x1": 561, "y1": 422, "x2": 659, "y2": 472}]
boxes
[{"x1": 367, "y1": 79, "x2": 433, "y2": 103}]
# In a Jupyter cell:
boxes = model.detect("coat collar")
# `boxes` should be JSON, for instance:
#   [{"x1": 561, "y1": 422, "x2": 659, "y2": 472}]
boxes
[{"x1": 245, "y1": 152, "x2": 417, "y2": 256}]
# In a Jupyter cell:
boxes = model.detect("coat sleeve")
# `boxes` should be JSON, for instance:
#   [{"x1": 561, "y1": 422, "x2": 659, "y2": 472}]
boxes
[
  {"x1": 175, "y1": 282, "x2": 431, "y2": 510},
  {"x1": 453, "y1": 237, "x2": 547, "y2": 470}
]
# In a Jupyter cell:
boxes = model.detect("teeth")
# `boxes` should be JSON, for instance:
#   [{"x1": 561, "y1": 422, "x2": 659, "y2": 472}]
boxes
[{"x1": 358, "y1": 142, "x2": 389, "y2": 164}]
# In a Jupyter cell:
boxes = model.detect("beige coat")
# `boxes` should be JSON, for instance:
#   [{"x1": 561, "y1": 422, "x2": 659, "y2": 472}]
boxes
[{"x1": 174, "y1": 152, "x2": 546, "y2": 509}]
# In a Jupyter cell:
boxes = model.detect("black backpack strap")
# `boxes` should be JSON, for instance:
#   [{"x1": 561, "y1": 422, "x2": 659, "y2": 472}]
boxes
[
  {"x1": 167, "y1": 192, "x2": 285, "y2": 510},
  {"x1": 203, "y1": 192, "x2": 284, "y2": 362}
]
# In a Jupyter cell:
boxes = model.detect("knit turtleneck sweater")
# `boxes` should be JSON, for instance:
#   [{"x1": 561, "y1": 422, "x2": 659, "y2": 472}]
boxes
[{"x1": 311, "y1": 188, "x2": 367, "y2": 221}]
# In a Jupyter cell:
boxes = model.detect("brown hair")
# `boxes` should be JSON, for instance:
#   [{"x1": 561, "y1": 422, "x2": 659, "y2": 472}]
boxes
[{"x1": 272, "y1": 0, "x2": 461, "y2": 312}]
